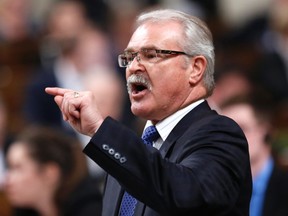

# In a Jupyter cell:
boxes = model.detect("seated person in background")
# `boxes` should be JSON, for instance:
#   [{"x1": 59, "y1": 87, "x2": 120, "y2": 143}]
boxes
[
  {"x1": 0, "y1": 95, "x2": 12, "y2": 216},
  {"x1": 207, "y1": 65, "x2": 252, "y2": 111},
  {"x1": 0, "y1": 95, "x2": 8, "y2": 189},
  {"x1": 220, "y1": 94, "x2": 288, "y2": 216},
  {"x1": 4, "y1": 126, "x2": 102, "y2": 216}
]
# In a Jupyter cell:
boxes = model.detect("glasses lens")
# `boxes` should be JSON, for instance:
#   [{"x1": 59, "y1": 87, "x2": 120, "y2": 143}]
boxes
[
  {"x1": 118, "y1": 52, "x2": 138, "y2": 67},
  {"x1": 141, "y1": 49, "x2": 157, "y2": 62},
  {"x1": 118, "y1": 50, "x2": 158, "y2": 67},
  {"x1": 118, "y1": 54, "x2": 128, "y2": 67}
]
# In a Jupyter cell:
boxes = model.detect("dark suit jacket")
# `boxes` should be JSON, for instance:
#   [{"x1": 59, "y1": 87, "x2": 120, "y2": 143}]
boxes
[
  {"x1": 84, "y1": 101, "x2": 252, "y2": 216},
  {"x1": 262, "y1": 165, "x2": 288, "y2": 216}
]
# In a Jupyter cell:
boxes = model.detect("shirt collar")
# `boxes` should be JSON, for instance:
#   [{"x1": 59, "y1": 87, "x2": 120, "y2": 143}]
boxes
[{"x1": 145, "y1": 99, "x2": 204, "y2": 142}]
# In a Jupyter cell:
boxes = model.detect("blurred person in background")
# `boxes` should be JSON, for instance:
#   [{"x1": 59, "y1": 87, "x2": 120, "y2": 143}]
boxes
[
  {"x1": 221, "y1": 94, "x2": 288, "y2": 216},
  {"x1": 23, "y1": 0, "x2": 131, "y2": 179},
  {"x1": 0, "y1": 0, "x2": 37, "y2": 42},
  {"x1": 0, "y1": 0, "x2": 40, "y2": 136},
  {"x1": 4, "y1": 126, "x2": 102, "y2": 216},
  {"x1": 23, "y1": 29, "x2": 124, "y2": 178},
  {"x1": 207, "y1": 64, "x2": 252, "y2": 111},
  {"x1": 254, "y1": 0, "x2": 288, "y2": 104},
  {"x1": 38, "y1": 0, "x2": 96, "y2": 67},
  {"x1": 23, "y1": 27, "x2": 113, "y2": 134},
  {"x1": 250, "y1": 0, "x2": 288, "y2": 159},
  {"x1": 23, "y1": 0, "x2": 115, "y2": 135},
  {"x1": 0, "y1": 96, "x2": 12, "y2": 216},
  {"x1": 83, "y1": 68, "x2": 125, "y2": 122},
  {"x1": 0, "y1": 95, "x2": 8, "y2": 189}
]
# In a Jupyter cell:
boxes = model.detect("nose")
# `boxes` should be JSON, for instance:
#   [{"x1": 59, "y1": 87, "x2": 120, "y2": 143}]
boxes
[
  {"x1": 130, "y1": 53, "x2": 141, "y2": 66},
  {"x1": 135, "y1": 55, "x2": 141, "y2": 62},
  {"x1": 126, "y1": 54, "x2": 145, "y2": 78}
]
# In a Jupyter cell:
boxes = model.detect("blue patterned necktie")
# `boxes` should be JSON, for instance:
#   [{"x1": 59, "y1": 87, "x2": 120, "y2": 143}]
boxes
[{"x1": 119, "y1": 125, "x2": 160, "y2": 216}]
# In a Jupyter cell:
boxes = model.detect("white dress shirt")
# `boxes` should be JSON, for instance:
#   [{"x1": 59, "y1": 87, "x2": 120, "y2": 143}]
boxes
[{"x1": 144, "y1": 99, "x2": 204, "y2": 150}]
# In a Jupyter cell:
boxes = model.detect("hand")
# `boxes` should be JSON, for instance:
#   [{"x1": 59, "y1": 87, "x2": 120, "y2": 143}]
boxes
[{"x1": 45, "y1": 87, "x2": 104, "y2": 137}]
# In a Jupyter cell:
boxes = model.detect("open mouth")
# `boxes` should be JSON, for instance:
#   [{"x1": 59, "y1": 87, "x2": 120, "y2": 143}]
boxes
[
  {"x1": 127, "y1": 74, "x2": 151, "y2": 95},
  {"x1": 132, "y1": 82, "x2": 148, "y2": 94}
]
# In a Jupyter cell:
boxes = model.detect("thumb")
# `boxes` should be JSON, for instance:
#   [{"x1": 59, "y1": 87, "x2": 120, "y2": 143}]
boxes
[
  {"x1": 54, "y1": 95, "x2": 69, "y2": 121},
  {"x1": 54, "y1": 95, "x2": 63, "y2": 108}
]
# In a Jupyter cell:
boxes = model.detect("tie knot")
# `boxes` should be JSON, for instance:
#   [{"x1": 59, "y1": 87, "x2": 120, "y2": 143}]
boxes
[{"x1": 141, "y1": 125, "x2": 160, "y2": 146}]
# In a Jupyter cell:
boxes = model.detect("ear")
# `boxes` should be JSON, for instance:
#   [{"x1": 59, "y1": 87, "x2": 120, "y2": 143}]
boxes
[
  {"x1": 42, "y1": 163, "x2": 61, "y2": 186},
  {"x1": 188, "y1": 56, "x2": 207, "y2": 85}
]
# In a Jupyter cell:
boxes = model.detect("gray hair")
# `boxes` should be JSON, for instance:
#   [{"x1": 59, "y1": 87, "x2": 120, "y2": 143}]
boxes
[{"x1": 135, "y1": 9, "x2": 215, "y2": 96}]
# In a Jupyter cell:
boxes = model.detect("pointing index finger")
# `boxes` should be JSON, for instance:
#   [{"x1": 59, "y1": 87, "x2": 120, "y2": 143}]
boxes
[{"x1": 45, "y1": 87, "x2": 72, "y2": 96}]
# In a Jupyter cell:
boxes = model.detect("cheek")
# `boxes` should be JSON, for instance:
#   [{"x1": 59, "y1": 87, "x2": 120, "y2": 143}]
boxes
[
  {"x1": 246, "y1": 130, "x2": 265, "y2": 158},
  {"x1": 246, "y1": 129, "x2": 263, "y2": 146},
  {"x1": 6, "y1": 170, "x2": 43, "y2": 205},
  {"x1": 156, "y1": 73, "x2": 188, "y2": 99}
]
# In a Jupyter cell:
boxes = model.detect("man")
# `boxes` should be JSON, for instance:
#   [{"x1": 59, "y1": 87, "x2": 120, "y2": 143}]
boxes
[
  {"x1": 221, "y1": 95, "x2": 288, "y2": 216},
  {"x1": 46, "y1": 9, "x2": 252, "y2": 216}
]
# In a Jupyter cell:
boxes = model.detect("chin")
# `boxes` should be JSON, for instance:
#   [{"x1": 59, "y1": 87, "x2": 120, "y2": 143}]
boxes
[
  {"x1": 8, "y1": 197, "x2": 26, "y2": 207},
  {"x1": 132, "y1": 108, "x2": 160, "y2": 123},
  {"x1": 131, "y1": 106, "x2": 149, "y2": 119},
  {"x1": 131, "y1": 108, "x2": 144, "y2": 118}
]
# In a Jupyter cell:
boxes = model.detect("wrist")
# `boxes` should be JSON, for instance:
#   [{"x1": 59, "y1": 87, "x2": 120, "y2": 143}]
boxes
[{"x1": 89, "y1": 119, "x2": 104, "y2": 137}]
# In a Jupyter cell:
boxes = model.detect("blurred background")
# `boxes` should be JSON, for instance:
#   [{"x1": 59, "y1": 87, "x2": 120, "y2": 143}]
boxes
[{"x1": 0, "y1": 0, "x2": 288, "y2": 215}]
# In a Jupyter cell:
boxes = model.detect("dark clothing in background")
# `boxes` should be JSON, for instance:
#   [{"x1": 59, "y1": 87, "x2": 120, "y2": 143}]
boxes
[
  {"x1": 12, "y1": 176, "x2": 102, "y2": 216},
  {"x1": 262, "y1": 165, "x2": 288, "y2": 216},
  {"x1": 255, "y1": 52, "x2": 288, "y2": 103}
]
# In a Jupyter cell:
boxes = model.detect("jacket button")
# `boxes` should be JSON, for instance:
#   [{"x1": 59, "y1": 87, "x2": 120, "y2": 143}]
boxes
[
  {"x1": 102, "y1": 144, "x2": 109, "y2": 150},
  {"x1": 108, "y1": 148, "x2": 115, "y2": 155},
  {"x1": 120, "y1": 157, "x2": 127, "y2": 163},
  {"x1": 114, "y1": 153, "x2": 121, "y2": 159}
]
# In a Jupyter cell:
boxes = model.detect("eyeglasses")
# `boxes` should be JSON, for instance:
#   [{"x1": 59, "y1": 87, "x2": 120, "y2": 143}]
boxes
[{"x1": 118, "y1": 49, "x2": 190, "y2": 68}]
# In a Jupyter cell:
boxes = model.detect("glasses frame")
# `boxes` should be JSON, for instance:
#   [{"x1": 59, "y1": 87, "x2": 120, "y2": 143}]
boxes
[{"x1": 118, "y1": 49, "x2": 190, "y2": 68}]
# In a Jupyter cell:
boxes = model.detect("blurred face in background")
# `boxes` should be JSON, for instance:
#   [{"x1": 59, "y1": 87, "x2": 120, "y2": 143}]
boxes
[
  {"x1": 84, "y1": 70, "x2": 125, "y2": 120},
  {"x1": 0, "y1": 0, "x2": 32, "y2": 40},
  {"x1": 221, "y1": 104, "x2": 269, "y2": 164},
  {"x1": 5, "y1": 143, "x2": 58, "y2": 208},
  {"x1": 47, "y1": 1, "x2": 87, "y2": 40}
]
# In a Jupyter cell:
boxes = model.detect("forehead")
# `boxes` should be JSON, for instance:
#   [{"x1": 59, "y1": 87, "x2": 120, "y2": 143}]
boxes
[
  {"x1": 223, "y1": 104, "x2": 255, "y2": 122},
  {"x1": 7, "y1": 143, "x2": 33, "y2": 166},
  {"x1": 8, "y1": 143, "x2": 27, "y2": 157},
  {"x1": 126, "y1": 21, "x2": 184, "y2": 50}
]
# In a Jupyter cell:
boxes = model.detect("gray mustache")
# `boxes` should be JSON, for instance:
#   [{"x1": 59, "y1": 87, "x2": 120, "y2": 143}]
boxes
[{"x1": 127, "y1": 74, "x2": 152, "y2": 94}]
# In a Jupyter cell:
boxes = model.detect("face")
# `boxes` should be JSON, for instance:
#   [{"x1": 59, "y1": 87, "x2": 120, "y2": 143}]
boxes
[
  {"x1": 85, "y1": 72, "x2": 124, "y2": 120},
  {"x1": 5, "y1": 143, "x2": 52, "y2": 207},
  {"x1": 125, "y1": 21, "x2": 193, "y2": 123},
  {"x1": 221, "y1": 104, "x2": 269, "y2": 163}
]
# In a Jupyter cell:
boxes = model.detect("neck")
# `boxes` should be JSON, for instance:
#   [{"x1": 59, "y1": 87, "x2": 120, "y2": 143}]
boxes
[
  {"x1": 251, "y1": 148, "x2": 271, "y2": 178},
  {"x1": 35, "y1": 198, "x2": 59, "y2": 216}
]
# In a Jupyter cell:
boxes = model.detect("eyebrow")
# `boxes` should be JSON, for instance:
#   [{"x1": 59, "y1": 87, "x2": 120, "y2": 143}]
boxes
[{"x1": 124, "y1": 45, "x2": 159, "y2": 52}]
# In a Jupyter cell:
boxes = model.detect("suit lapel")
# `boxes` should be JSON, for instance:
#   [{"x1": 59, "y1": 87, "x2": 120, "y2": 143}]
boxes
[
  {"x1": 159, "y1": 101, "x2": 214, "y2": 158},
  {"x1": 102, "y1": 175, "x2": 123, "y2": 216}
]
